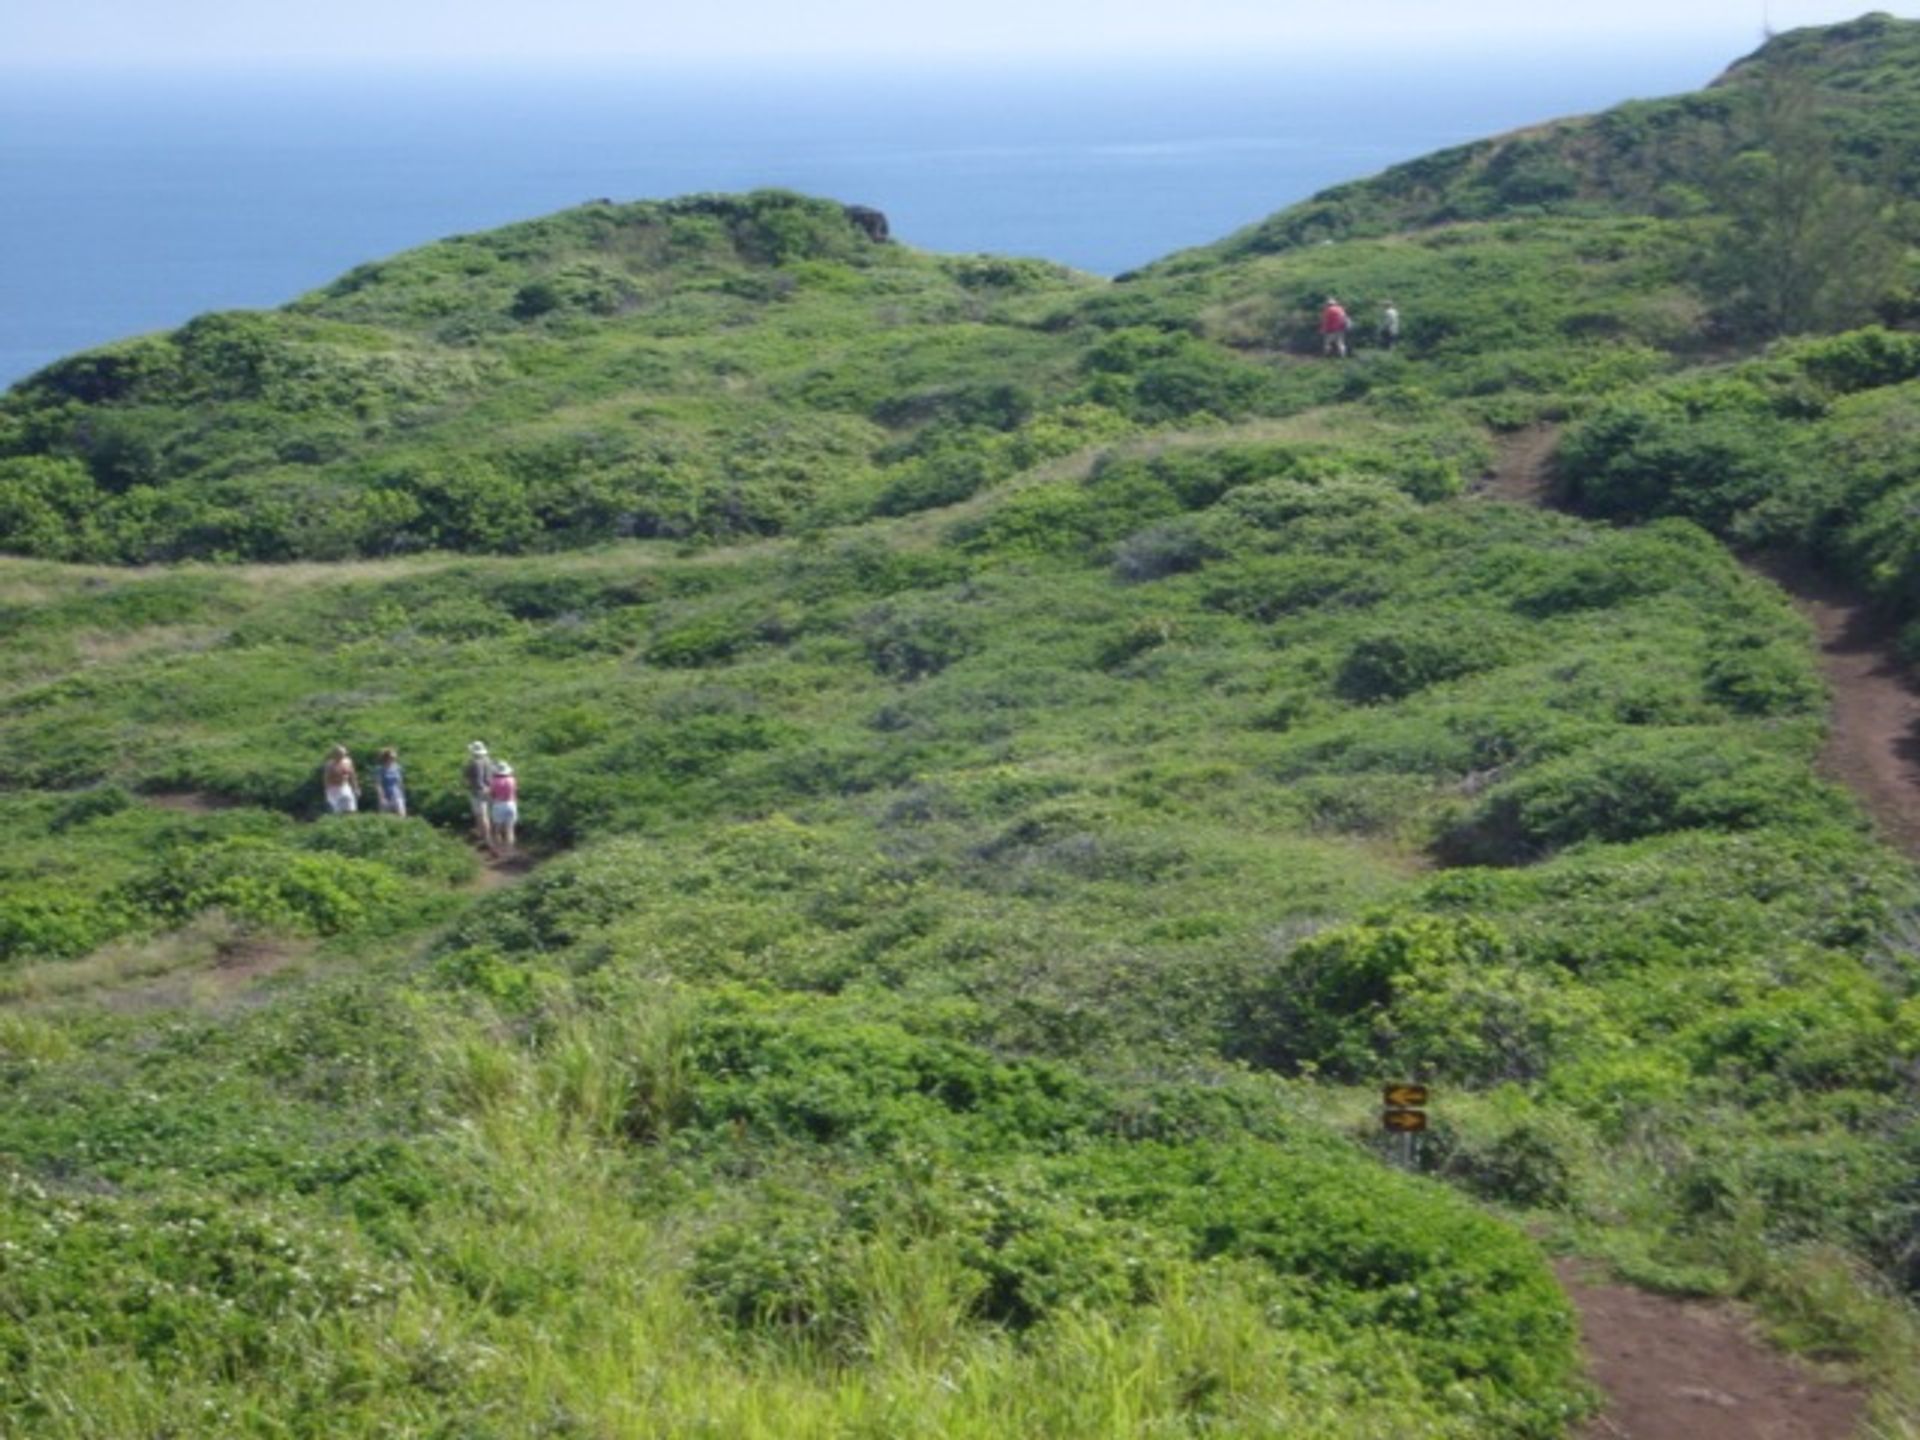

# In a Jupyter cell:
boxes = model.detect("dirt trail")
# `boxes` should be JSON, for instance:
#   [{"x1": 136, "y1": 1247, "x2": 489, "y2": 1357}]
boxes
[
  {"x1": 1477, "y1": 430, "x2": 1877, "y2": 1438},
  {"x1": 76, "y1": 801, "x2": 547, "y2": 1012},
  {"x1": 142, "y1": 790, "x2": 241, "y2": 814},
  {"x1": 1480, "y1": 429, "x2": 1920, "y2": 865},
  {"x1": 1558, "y1": 1263, "x2": 1864, "y2": 1440},
  {"x1": 101, "y1": 935, "x2": 315, "y2": 1014},
  {"x1": 1478, "y1": 424, "x2": 1565, "y2": 505},
  {"x1": 471, "y1": 851, "x2": 539, "y2": 892},
  {"x1": 1749, "y1": 553, "x2": 1920, "y2": 861}
]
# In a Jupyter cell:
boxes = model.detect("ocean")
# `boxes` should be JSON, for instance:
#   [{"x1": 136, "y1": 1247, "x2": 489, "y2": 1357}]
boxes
[{"x1": 0, "y1": 51, "x2": 1734, "y2": 387}]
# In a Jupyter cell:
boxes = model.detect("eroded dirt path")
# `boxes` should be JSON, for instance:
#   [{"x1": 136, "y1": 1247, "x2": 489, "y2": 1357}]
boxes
[
  {"x1": 1476, "y1": 430, "x2": 1881, "y2": 1437},
  {"x1": 1481, "y1": 432, "x2": 1920, "y2": 862},
  {"x1": 471, "y1": 850, "x2": 540, "y2": 892},
  {"x1": 1478, "y1": 424, "x2": 1565, "y2": 505},
  {"x1": 1750, "y1": 553, "x2": 1920, "y2": 861},
  {"x1": 1558, "y1": 1263, "x2": 1865, "y2": 1440}
]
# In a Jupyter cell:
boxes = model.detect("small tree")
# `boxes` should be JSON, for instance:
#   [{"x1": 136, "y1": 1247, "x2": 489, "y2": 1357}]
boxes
[{"x1": 1705, "y1": 65, "x2": 1902, "y2": 337}]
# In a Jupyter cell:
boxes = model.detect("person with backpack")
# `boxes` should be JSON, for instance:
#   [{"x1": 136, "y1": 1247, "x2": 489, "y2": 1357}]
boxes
[
  {"x1": 1320, "y1": 297, "x2": 1351, "y2": 358},
  {"x1": 487, "y1": 762, "x2": 519, "y2": 856},
  {"x1": 375, "y1": 747, "x2": 407, "y2": 817},
  {"x1": 321, "y1": 745, "x2": 360, "y2": 815},
  {"x1": 463, "y1": 741, "x2": 495, "y2": 844}
]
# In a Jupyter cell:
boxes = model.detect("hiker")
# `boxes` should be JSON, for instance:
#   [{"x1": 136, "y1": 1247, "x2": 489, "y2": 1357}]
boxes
[
  {"x1": 463, "y1": 741, "x2": 495, "y2": 844},
  {"x1": 488, "y1": 762, "x2": 519, "y2": 856},
  {"x1": 1320, "y1": 297, "x2": 1351, "y2": 358},
  {"x1": 1379, "y1": 301, "x2": 1401, "y2": 351},
  {"x1": 321, "y1": 745, "x2": 360, "y2": 815},
  {"x1": 375, "y1": 747, "x2": 407, "y2": 817}
]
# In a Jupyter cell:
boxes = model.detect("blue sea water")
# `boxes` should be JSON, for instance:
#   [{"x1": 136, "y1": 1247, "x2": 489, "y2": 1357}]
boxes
[{"x1": 0, "y1": 52, "x2": 1732, "y2": 387}]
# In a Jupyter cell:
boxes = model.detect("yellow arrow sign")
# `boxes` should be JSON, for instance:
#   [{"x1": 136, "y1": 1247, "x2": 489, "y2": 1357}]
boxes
[
  {"x1": 1382, "y1": 1108, "x2": 1428, "y2": 1133},
  {"x1": 1383, "y1": 1084, "x2": 1430, "y2": 1108}
]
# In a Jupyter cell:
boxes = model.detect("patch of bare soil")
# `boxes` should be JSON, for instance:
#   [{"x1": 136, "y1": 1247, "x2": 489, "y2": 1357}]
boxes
[
  {"x1": 1557, "y1": 1261, "x2": 1865, "y2": 1440},
  {"x1": 142, "y1": 790, "x2": 241, "y2": 815},
  {"x1": 1750, "y1": 553, "x2": 1920, "y2": 861},
  {"x1": 1476, "y1": 425, "x2": 1564, "y2": 504},
  {"x1": 100, "y1": 934, "x2": 313, "y2": 1013},
  {"x1": 471, "y1": 852, "x2": 539, "y2": 892}
]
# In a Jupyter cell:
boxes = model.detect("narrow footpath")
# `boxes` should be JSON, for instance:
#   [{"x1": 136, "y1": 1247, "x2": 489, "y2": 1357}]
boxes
[
  {"x1": 1750, "y1": 552, "x2": 1920, "y2": 861},
  {"x1": 1480, "y1": 430, "x2": 1889, "y2": 1440},
  {"x1": 1559, "y1": 1262, "x2": 1864, "y2": 1440}
]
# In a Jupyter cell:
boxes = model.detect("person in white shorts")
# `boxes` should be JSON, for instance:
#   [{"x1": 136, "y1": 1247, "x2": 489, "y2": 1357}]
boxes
[
  {"x1": 488, "y1": 762, "x2": 519, "y2": 856},
  {"x1": 322, "y1": 745, "x2": 360, "y2": 814}
]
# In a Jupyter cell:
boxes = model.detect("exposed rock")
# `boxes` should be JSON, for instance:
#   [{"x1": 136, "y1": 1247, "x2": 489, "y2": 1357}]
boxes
[{"x1": 844, "y1": 204, "x2": 891, "y2": 243}]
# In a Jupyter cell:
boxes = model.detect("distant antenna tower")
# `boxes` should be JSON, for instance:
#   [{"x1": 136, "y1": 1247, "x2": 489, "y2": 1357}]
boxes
[{"x1": 1762, "y1": 0, "x2": 1775, "y2": 38}]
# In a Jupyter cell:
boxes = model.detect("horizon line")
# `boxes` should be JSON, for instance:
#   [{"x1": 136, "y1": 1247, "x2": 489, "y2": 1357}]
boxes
[{"x1": 0, "y1": 32, "x2": 1772, "y2": 78}]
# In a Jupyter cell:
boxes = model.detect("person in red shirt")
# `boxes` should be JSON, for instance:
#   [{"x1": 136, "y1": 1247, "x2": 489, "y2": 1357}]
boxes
[{"x1": 1320, "y1": 297, "x2": 1351, "y2": 358}]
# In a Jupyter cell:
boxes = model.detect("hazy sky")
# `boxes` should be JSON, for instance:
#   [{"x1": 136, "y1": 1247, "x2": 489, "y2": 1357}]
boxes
[{"x1": 4, "y1": 0, "x2": 1916, "y2": 68}]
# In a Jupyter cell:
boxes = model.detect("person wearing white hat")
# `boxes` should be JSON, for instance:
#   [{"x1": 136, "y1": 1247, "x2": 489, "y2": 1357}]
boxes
[{"x1": 462, "y1": 741, "x2": 495, "y2": 845}]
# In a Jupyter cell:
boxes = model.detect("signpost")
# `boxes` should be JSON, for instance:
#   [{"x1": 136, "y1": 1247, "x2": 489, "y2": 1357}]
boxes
[{"x1": 1382, "y1": 1083, "x2": 1430, "y2": 1169}]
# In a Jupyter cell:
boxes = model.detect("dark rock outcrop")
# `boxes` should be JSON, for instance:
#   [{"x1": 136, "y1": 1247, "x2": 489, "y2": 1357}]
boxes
[{"x1": 844, "y1": 205, "x2": 891, "y2": 244}]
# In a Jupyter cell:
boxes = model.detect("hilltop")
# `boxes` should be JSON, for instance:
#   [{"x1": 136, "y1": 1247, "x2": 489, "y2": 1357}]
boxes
[
  {"x1": 1162, "y1": 10, "x2": 1920, "y2": 263},
  {"x1": 2, "y1": 15, "x2": 1919, "y2": 1439}
]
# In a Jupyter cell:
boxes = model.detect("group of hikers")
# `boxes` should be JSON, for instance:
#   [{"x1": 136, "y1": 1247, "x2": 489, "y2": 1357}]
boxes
[
  {"x1": 304, "y1": 299, "x2": 1396, "y2": 851},
  {"x1": 319, "y1": 740, "x2": 520, "y2": 855},
  {"x1": 1316, "y1": 296, "x2": 1399, "y2": 358}
]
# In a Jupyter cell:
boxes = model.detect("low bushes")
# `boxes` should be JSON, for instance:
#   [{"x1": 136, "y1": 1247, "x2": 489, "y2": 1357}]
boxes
[
  {"x1": 1337, "y1": 611, "x2": 1519, "y2": 702},
  {"x1": 1229, "y1": 915, "x2": 1592, "y2": 1086},
  {"x1": 1559, "y1": 331, "x2": 1920, "y2": 661},
  {"x1": 131, "y1": 838, "x2": 406, "y2": 936},
  {"x1": 1446, "y1": 730, "x2": 1840, "y2": 862}
]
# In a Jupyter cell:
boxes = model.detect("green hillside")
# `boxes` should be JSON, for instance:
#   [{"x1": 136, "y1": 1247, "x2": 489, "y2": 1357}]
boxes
[
  {"x1": 4, "y1": 15, "x2": 1920, "y2": 1438},
  {"x1": 1162, "y1": 10, "x2": 1920, "y2": 262}
]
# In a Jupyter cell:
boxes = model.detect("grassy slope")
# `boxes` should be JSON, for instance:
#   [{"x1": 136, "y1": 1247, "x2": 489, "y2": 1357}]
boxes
[
  {"x1": 4, "y1": 15, "x2": 1920, "y2": 1438},
  {"x1": 0, "y1": 193, "x2": 1107, "y2": 560},
  {"x1": 1155, "y1": 10, "x2": 1920, "y2": 264}
]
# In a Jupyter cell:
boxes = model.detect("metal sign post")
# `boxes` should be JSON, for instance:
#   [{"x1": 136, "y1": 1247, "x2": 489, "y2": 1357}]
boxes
[{"x1": 1382, "y1": 1084, "x2": 1429, "y2": 1171}]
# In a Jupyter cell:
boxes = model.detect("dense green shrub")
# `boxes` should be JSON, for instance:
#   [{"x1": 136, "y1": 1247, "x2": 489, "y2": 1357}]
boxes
[
  {"x1": 647, "y1": 612, "x2": 757, "y2": 667},
  {"x1": 1080, "y1": 328, "x2": 1274, "y2": 421},
  {"x1": 859, "y1": 594, "x2": 981, "y2": 679},
  {"x1": 48, "y1": 785, "x2": 134, "y2": 833},
  {"x1": 1702, "y1": 638, "x2": 1824, "y2": 716},
  {"x1": 130, "y1": 838, "x2": 406, "y2": 935},
  {"x1": 296, "y1": 815, "x2": 479, "y2": 885},
  {"x1": 1449, "y1": 731, "x2": 1841, "y2": 861},
  {"x1": 1229, "y1": 915, "x2": 1589, "y2": 1084},
  {"x1": 1780, "y1": 325, "x2": 1920, "y2": 393},
  {"x1": 0, "y1": 891, "x2": 134, "y2": 963},
  {"x1": 1495, "y1": 523, "x2": 1714, "y2": 616},
  {"x1": 0, "y1": 457, "x2": 104, "y2": 560},
  {"x1": 1337, "y1": 611, "x2": 1517, "y2": 701},
  {"x1": 1203, "y1": 554, "x2": 1385, "y2": 620},
  {"x1": 1560, "y1": 396, "x2": 1794, "y2": 527},
  {"x1": 1057, "y1": 1140, "x2": 1579, "y2": 1410}
]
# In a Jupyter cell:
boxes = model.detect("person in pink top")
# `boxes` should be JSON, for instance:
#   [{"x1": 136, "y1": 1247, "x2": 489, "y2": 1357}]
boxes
[
  {"x1": 1319, "y1": 297, "x2": 1351, "y2": 358},
  {"x1": 487, "y1": 762, "x2": 519, "y2": 856}
]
